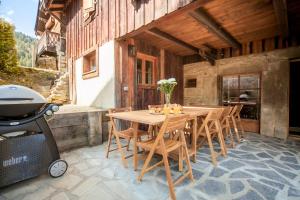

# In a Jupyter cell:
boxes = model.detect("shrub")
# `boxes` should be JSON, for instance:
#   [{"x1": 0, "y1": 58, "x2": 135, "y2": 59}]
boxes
[{"x1": 0, "y1": 18, "x2": 19, "y2": 73}]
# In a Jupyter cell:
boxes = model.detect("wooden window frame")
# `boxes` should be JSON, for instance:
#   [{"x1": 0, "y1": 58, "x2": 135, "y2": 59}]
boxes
[
  {"x1": 185, "y1": 78, "x2": 197, "y2": 88},
  {"x1": 221, "y1": 72, "x2": 262, "y2": 120},
  {"x1": 136, "y1": 52, "x2": 157, "y2": 88},
  {"x1": 82, "y1": 48, "x2": 99, "y2": 80}
]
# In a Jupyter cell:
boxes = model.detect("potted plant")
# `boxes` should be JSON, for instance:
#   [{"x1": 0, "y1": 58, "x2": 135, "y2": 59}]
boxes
[{"x1": 157, "y1": 78, "x2": 177, "y2": 105}]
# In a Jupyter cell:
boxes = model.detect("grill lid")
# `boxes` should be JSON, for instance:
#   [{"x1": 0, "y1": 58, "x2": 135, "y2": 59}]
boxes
[
  {"x1": 0, "y1": 85, "x2": 46, "y2": 105},
  {"x1": 0, "y1": 85, "x2": 48, "y2": 119}
]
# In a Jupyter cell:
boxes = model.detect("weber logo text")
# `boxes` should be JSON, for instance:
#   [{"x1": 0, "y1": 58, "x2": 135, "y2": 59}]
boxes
[{"x1": 3, "y1": 156, "x2": 28, "y2": 167}]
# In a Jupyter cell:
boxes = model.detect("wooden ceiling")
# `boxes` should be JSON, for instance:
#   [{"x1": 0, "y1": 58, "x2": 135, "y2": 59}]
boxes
[{"x1": 134, "y1": 0, "x2": 296, "y2": 56}]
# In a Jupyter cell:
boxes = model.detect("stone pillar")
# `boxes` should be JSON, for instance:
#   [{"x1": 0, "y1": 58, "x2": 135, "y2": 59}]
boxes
[
  {"x1": 87, "y1": 111, "x2": 103, "y2": 145},
  {"x1": 260, "y1": 58, "x2": 289, "y2": 139}
]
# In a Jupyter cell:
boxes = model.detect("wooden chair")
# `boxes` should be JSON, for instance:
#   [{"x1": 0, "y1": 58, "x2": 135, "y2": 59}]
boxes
[
  {"x1": 196, "y1": 108, "x2": 227, "y2": 166},
  {"x1": 233, "y1": 104, "x2": 245, "y2": 140},
  {"x1": 137, "y1": 115, "x2": 194, "y2": 200},
  {"x1": 220, "y1": 106, "x2": 235, "y2": 148},
  {"x1": 106, "y1": 107, "x2": 148, "y2": 167},
  {"x1": 148, "y1": 105, "x2": 164, "y2": 137},
  {"x1": 228, "y1": 105, "x2": 244, "y2": 143}
]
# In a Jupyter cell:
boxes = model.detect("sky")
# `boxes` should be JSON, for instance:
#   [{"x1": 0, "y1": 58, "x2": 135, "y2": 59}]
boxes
[{"x1": 0, "y1": 0, "x2": 39, "y2": 37}]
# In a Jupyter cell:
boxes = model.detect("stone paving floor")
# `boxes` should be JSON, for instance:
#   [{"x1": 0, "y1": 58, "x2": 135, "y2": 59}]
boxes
[{"x1": 1, "y1": 133, "x2": 300, "y2": 200}]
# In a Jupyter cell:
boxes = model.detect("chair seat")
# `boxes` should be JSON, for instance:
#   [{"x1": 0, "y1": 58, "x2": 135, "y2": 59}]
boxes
[
  {"x1": 198, "y1": 128, "x2": 218, "y2": 136},
  {"x1": 137, "y1": 138, "x2": 182, "y2": 153},
  {"x1": 118, "y1": 128, "x2": 149, "y2": 139}
]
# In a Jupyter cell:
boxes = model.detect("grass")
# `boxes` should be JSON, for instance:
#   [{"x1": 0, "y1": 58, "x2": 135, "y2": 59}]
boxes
[{"x1": 0, "y1": 67, "x2": 58, "y2": 90}]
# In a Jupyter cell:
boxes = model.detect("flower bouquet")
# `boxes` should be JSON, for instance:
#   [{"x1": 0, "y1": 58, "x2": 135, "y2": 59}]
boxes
[{"x1": 157, "y1": 78, "x2": 177, "y2": 105}]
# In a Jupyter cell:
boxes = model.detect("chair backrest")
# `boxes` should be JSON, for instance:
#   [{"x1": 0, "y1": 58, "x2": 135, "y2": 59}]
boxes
[
  {"x1": 109, "y1": 107, "x2": 132, "y2": 114},
  {"x1": 205, "y1": 108, "x2": 224, "y2": 122},
  {"x1": 108, "y1": 107, "x2": 132, "y2": 131},
  {"x1": 236, "y1": 104, "x2": 243, "y2": 113},
  {"x1": 229, "y1": 105, "x2": 238, "y2": 117},
  {"x1": 164, "y1": 114, "x2": 189, "y2": 133},
  {"x1": 197, "y1": 108, "x2": 224, "y2": 136},
  {"x1": 233, "y1": 104, "x2": 243, "y2": 117},
  {"x1": 156, "y1": 114, "x2": 189, "y2": 142},
  {"x1": 148, "y1": 104, "x2": 164, "y2": 109},
  {"x1": 221, "y1": 106, "x2": 233, "y2": 121}
]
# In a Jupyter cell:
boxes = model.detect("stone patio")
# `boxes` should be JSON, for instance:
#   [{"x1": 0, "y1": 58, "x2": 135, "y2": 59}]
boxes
[{"x1": 1, "y1": 133, "x2": 300, "y2": 200}]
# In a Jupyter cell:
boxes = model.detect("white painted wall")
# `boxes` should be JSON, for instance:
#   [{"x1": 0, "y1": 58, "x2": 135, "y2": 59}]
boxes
[{"x1": 75, "y1": 41, "x2": 115, "y2": 108}]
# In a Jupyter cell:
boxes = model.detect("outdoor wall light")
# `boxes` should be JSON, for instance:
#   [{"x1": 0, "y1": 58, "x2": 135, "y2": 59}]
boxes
[{"x1": 128, "y1": 45, "x2": 137, "y2": 57}]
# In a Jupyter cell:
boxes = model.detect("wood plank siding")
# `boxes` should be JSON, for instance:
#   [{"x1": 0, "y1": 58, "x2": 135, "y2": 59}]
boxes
[
  {"x1": 114, "y1": 38, "x2": 184, "y2": 108},
  {"x1": 65, "y1": 0, "x2": 197, "y2": 60}
]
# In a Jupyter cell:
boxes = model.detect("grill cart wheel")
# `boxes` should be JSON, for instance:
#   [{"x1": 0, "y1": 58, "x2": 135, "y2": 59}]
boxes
[{"x1": 48, "y1": 159, "x2": 68, "y2": 178}]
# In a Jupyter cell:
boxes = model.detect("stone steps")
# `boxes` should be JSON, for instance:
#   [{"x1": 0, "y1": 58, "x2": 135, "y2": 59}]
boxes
[{"x1": 47, "y1": 72, "x2": 70, "y2": 104}]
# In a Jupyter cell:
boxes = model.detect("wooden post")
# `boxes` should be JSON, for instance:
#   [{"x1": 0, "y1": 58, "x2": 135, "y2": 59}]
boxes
[
  {"x1": 114, "y1": 40, "x2": 122, "y2": 108},
  {"x1": 160, "y1": 49, "x2": 165, "y2": 104},
  {"x1": 127, "y1": 38, "x2": 135, "y2": 108},
  {"x1": 272, "y1": 0, "x2": 289, "y2": 39}
]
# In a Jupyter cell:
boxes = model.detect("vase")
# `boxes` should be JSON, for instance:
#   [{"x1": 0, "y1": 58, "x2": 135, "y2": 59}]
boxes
[{"x1": 165, "y1": 93, "x2": 171, "y2": 105}]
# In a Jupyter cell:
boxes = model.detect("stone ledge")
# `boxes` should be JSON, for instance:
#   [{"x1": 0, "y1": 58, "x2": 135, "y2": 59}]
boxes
[{"x1": 48, "y1": 105, "x2": 109, "y2": 152}]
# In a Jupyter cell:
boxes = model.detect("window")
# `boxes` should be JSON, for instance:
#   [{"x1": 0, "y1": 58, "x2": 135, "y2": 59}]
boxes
[
  {"x1": 83, "y1": 50, "x2": 98, "y2": 79},
  {"x1": 145, "y1": 60, "x2": 153, "y2": 84},
  {"x1": 222, "y1": 74, "x2": 261, "y2": 120},
  {"x1": 185, "y1": 78, "x2": 197, "y2": 88},
  {"x1": 83, "y1": 0, "x2": 97, "y2": 23},
  {"x1": 136, "y1": 53, "x2": 156, "y2": 86},
  {"x1": 137, "y1": 58, "x2": 142, "y2": 84}
]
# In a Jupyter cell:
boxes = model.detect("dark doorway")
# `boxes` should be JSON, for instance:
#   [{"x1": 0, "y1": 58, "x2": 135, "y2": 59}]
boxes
[{"x1": 290, "y1": 60, "x2": 300, "y2": 135}]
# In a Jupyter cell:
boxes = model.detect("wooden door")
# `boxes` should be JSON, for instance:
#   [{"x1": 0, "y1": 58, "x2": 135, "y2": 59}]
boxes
[{"x1": 135, "y1": 53, "x2": 159, "y2": 110}]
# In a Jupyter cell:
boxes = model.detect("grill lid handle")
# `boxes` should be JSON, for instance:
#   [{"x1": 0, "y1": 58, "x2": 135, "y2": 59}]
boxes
[{"x1": 0, "y1": 98, "x2": 34, "y2": 101}]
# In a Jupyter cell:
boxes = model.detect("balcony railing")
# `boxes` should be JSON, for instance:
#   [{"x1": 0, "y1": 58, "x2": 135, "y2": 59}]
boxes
[{"x1": 37, "y1": 31, "x2": 60, "y2": 56}]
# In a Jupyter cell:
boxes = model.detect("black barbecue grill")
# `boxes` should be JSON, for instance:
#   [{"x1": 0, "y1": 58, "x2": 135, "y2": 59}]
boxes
[{"x1": 0, "y1": 85, "x2": 68, "y2": 188}]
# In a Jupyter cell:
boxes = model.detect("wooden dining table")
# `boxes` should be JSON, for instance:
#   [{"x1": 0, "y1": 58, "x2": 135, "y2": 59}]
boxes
[{"x1": 107, "y1": 106, "x2": 215, "y2": 170}]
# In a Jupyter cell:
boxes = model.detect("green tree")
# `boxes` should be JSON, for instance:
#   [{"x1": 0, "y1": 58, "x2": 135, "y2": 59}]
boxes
[
  {"x1": 0, "y1": 19, "x2": 19, "y2": 73},
  {"x1": 15, "y1": 32, "x2": 35, "y2": 67}
]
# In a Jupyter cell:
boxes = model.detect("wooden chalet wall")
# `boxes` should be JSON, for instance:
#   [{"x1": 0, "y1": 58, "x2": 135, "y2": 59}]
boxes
[
  {"x1": 115, "y1": 38, "x2": 184, "y2": 108},
  {"x1": 163, "y1": 50, "x2": 184, "y2": 105},
  {"x1": 65, "y1": 0, "x2": 196, "y2": 60}
]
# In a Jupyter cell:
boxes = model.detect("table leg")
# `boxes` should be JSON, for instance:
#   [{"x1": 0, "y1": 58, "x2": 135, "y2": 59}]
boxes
[
  {"x1": 192, "y1": 117, "x2": 197, "y2": 162},
  {"x1": 132, "y1": 122, "x2": 139, "y2": 171}
]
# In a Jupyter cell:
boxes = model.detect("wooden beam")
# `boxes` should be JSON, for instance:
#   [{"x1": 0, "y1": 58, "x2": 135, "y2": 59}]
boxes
[
  {"x1": 46, "y1": 10, "x2": 66, "y2": 26},
  {"x1": 52, "y1": 0, "x2": 65, "y2": 4},
  {"x1": 146, "y1": 28, "x2": 215, "y2": 65},
  {"x1": 272, "y1": 0, "x2": 289, "y2": 39},
  {"x1": 190, "y1": 8, "x2": 242, "y2": 49},
  {"x1": 146, "y1": 28, "x2": 199, "y2": 53},
  {"x1": 48, "y1": 7, "x2": 64, "y2": 12}
]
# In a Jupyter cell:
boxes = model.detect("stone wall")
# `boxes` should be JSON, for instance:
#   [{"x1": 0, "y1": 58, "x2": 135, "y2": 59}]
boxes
[
  {"x1": 184, "y1": 46, "x2": 300, "y2": 139},
  {"x1": 48, "y1": 106, "x2": 109, "y2": 152},
  {"x1": 36, "y1": 57, "x2": 58, "y2": 71}
]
